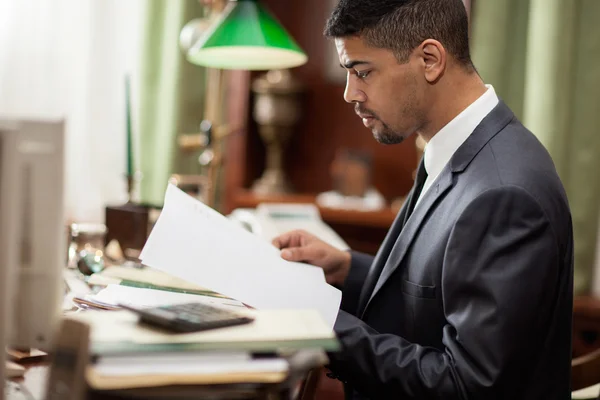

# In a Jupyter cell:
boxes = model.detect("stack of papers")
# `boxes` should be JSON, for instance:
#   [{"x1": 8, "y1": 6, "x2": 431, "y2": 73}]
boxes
[
  {"x1": 88, "y1": 351, "x2": 291, "y2": 390},
  {"x1": 75, "y1": 308, "x2": 336, "y2": 390},
  {"x1": 89, "y1": 350, "x2": 291, "y2": 390},
  {"x1": 87, "y1": 265, "x2": 222, "y2": 296},
  {"x1": 86, "y1": 284, "x2": 246, "y2": 311},
  {"x1": 93, "y1": 353, "x2": 287, "y2": 377},
  {"x1": 139, "y1": 184, "x2": 341, "y2": 328}
]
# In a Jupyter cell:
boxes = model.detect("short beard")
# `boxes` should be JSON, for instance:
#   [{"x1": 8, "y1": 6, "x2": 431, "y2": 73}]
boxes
[
  {"x1": 374, "y1": 127, "x2": 405, "y2": 144},
  {"x1": 355, "y1": 104, "x2": 405, "y2": 144}
]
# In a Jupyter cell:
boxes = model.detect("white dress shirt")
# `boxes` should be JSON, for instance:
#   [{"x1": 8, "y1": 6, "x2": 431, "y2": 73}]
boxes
[{"x1": 415, "y1": 84, "x2": 499, "y2": 207}]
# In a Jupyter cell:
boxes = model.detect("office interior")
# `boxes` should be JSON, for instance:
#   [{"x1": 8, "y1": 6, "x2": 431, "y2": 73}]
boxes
[{"x1": 1, "y1": 0, "x2": 600, "y2": 399}]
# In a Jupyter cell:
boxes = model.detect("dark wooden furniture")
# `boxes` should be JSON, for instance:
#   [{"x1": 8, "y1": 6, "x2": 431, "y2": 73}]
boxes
[{"x1": 104, "y1": 203, "x2": 151, "y2": 254}]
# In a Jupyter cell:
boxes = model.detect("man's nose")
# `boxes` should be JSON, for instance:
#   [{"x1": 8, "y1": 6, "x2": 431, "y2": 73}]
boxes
[{"x1": 343, "y1": 76, "x2": 366, "y2": 104}]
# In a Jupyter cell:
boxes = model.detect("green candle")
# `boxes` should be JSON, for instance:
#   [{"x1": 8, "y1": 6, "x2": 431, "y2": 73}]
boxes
[{"x1": 125, "y1": 75, "x2": 133, "y2": 177}]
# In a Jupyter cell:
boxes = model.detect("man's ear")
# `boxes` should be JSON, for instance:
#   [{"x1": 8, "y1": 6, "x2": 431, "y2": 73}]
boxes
[{"x1": 419, "y1": 39, "x2": 446, "y2": 83}]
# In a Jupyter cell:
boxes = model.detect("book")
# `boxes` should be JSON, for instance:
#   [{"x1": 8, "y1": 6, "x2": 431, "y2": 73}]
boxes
[
  {"x1": 70, "y1": 308, "x2": 339, "y2": 356},
  {"x1": 87, "y1": 352, "x2": 291, "y2": 390},
  {"x1": 86, "y1": 349, "x2": 328, "y2": 391}
]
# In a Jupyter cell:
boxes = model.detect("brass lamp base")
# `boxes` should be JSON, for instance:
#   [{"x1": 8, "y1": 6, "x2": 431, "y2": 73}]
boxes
[
  {"x1": 250, "y1": 69, "x2": 304, "y2": 197},
  {"x1": 252, "y1": 169, "x2": 293, "y2": 195}
]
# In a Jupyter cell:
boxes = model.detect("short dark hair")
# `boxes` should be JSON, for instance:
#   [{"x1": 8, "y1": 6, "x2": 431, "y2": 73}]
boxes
[{"x1": 324, "y1": 0, "x2": 473, "y2": 69}]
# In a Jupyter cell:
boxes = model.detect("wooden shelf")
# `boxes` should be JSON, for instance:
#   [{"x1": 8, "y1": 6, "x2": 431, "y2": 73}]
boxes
[{"x1": 234, "y1": 190, "x2": 397, "y2": 229}]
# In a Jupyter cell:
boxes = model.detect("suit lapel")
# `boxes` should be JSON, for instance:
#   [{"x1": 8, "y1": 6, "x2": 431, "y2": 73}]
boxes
[
  {"x1": 362, "y1": 171, "x2": 454, "y2": 315},
  {"x1": 359, "y1": 100, "x2": 516, "y2": 318},
  {"x1": 355, "y1": 191, "x2": 412, "y2": 315}
]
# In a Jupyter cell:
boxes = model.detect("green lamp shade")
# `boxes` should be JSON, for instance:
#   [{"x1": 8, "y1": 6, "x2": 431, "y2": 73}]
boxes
[{"x1": 187, "y1": 0, "x2": 307, "y2": 70}]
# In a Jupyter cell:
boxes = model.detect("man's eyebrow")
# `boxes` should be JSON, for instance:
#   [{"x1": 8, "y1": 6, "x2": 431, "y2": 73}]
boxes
[{"x1": 340, "y1": 60, "x2": 371, "y2": 69}]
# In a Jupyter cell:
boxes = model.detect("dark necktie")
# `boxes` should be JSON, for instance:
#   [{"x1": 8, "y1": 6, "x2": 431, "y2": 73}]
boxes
[{"x1": 402, "y1": 158, "x2": 428, "y2": 227}]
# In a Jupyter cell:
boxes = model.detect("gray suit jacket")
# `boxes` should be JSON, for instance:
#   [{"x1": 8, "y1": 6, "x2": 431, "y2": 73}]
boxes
[{"x1": 328, "y1": 102, "x2": 574, "y2": 399}]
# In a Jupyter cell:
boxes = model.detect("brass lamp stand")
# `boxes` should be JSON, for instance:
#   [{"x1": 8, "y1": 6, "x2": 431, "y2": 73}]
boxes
[
  {"x1": 251, "y1": 69, "x2": 304, "y2": 195},
  {"x1": 177, "y1": 68, "x2": 230, "y2": 209},
  {"x1": 175, "y1": 0, "x2": 231, "y2": 210}
]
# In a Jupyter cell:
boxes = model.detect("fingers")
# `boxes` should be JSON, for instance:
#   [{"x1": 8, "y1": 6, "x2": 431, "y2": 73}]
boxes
[
  {"x1": 280, "y1": 244, "x2": 323, "y2": 264},
  {"x1": 280, "y1": 247, "x2": 299, "y2": 261},
  {"x1": 271, "y1": 233, "x2": 291, "y2": 249},
  {"x1": 271, "y1": 230, "x2": 311, "y2": 249},
  {"x1": 281, "y1": 247, "x2": 310, "y2": 262}
]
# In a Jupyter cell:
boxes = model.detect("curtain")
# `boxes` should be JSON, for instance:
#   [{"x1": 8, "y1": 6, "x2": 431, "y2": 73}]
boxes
[
  {"x1": 138, "y1": 0, "x2": 207, "y2": 206},
  {"x1": 594, "y1": 216, "x2": 600, "y2": 295},
  {"x1": 471, "y1": 0, "x2": 600, "y2": 295},
  {"x1": 0, "y1": 0, "x2": 145, "y2": 223}
]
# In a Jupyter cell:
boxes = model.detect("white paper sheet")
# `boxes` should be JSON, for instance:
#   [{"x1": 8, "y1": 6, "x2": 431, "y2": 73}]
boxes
[
  {"x1": 139, "y1": 184, "x2": 341, "y2": 328},
  {"x1": 95, "y1": 352, "x2": 288, "y2": 377}
]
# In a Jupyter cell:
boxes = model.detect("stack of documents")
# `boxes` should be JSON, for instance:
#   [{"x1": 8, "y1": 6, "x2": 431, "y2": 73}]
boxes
[
  {"x1": 72, "y1": 309, "x2": 337, "y2": 390},
  {"x1": 89, "y1": 351, "x2": 291, "y2": 390},
  {"x1": 85, "y1": 284, "x2": 245, "y2": 311},
  {"x1": 80, "y1": 265, "x2": 241, "y2": 311},
  {"x1": 87, "y1": 265, "x2": 223, "y2": 297},
  {"x1": 139, "y1": 184, "x2": 341, "y2": 328}
]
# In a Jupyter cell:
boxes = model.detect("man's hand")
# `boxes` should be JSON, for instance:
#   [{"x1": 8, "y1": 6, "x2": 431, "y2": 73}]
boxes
[{"x1": 272, "y1": 230, "x2": 351, "y2": 286}]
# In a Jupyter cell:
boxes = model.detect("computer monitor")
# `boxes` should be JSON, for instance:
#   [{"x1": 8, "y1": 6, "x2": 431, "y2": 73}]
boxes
[{"x1": 0, "y1": 120, "x2": 65, "y2": 389}]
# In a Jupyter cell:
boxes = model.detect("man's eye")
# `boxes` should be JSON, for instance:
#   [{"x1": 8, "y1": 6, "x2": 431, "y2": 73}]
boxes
[{"x1": 356, "y1": 70, "x2": 370, "y2": 79}]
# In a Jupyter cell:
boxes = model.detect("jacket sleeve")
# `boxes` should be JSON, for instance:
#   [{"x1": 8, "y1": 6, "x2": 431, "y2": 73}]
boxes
[
  {"x1": 340, "y1": 251, "x2": 374, "y2": 316},
  {"x1": 328, "y1": 186, "x2": 564, "y2": 399}
]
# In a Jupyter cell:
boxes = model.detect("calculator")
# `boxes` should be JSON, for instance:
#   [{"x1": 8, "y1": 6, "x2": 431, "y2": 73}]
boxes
[{"x1": 119, "y1": 302, "x2": 255, "y2": 333}]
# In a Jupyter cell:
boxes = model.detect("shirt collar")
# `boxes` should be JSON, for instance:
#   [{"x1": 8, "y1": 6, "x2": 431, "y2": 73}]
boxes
[{"x1": 423, "y1": 84, "x2": 499, "y2": 180}]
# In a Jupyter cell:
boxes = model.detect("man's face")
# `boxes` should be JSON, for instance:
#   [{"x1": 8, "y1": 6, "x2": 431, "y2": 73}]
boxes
[{"x1": 335, "y1": 36, "x2": 427, "y2": 144}]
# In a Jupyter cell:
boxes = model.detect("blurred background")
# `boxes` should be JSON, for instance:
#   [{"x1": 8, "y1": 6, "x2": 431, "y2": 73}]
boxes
[{"x1": 0, "y1": 0, "x2": 599, "y2": 310}]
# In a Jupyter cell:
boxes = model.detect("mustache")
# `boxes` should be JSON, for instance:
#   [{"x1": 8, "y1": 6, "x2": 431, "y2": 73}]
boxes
[{"x1": 354, "y1": 105, "x2": 378, "y2": 119}]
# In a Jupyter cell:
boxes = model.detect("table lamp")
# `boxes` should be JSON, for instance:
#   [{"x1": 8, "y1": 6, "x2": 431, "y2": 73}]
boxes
[
  {"x1": 187, "y1": 0, "x2": 307, "y2": 71},
  {"x1": 184, "y1": 0, "x2": 308, "y2": 200}
]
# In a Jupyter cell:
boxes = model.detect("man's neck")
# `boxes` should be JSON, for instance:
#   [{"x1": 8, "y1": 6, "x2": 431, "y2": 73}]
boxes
[{"x1": 418, "y1": 73, "x2": 487, "y2": 143}]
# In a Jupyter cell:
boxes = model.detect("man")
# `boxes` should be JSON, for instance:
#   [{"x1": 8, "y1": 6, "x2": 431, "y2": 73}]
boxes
[{"x1": 273, "y1": 0, "x2": 574, "y2": 398}]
